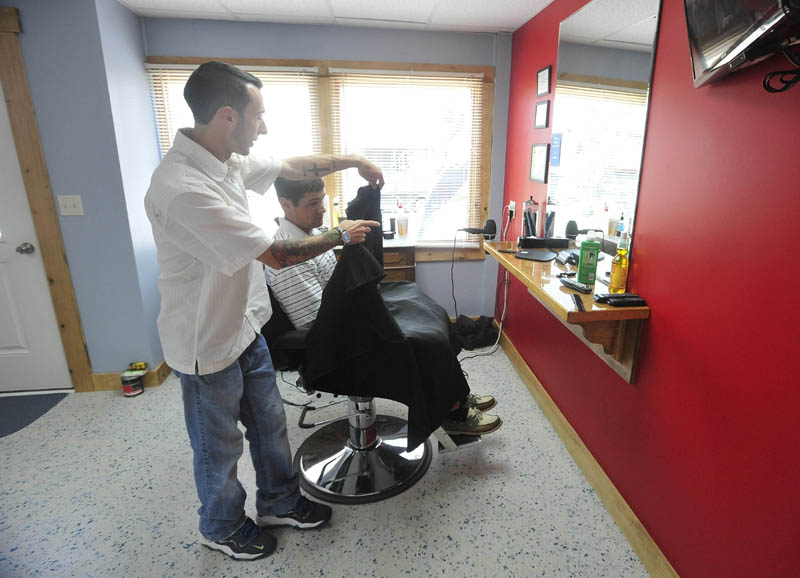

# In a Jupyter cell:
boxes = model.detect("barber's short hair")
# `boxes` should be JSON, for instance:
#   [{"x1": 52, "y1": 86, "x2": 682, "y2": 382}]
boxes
[
  {"x1": 184, "y1": 61, "x2": 262, "y2": 125},
  {"x1": 274, "y1": 177, "x2": 325, "y2": 206}
]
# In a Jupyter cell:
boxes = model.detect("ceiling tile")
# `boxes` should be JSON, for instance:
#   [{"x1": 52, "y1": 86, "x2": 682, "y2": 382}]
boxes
[
  {"x1": 606, "y1": 15, "x2": 658, "y2": 46},
  {"x1": 329, "y1": 0, "x2": 436, "y2": 24},
  {"x1": 593, "y1": 39, "x2": 652, "y2": 53},
  {"x1": 128, "y1": 8, "x2": 236, "y2": 20},
  {"x1": 121, "y1": 0, "x2": 229, "y2": 15},
  {"x1": 221, "y1": 0, "x2": 332, "y2": 18},
  {"x1": 560, "y1": 0, "x2": 658, "y2": 45},
  {"x1": 334, "y1": 17, "x2": 428, "y2": 30},
  {"x1": 121, "y1": 0, "x2": 557, "y2": 33},
  {"x1": 429, "y1": 0, "x2": 552, "y2": 30},
  {"x1": 233, "y1": 13, "x2": 335, "y2": 25}
]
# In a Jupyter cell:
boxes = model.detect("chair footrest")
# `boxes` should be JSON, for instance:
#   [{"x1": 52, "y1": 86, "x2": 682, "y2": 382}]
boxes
[
  {"x1": 297, "y1": 398, "x2": 348, "y2": 429},
  {"x1": 433, "y1": 427, "x2": 482, "y2": 453}
]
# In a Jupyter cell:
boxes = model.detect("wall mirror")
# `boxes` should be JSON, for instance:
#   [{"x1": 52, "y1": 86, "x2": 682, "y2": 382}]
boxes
[{"x1": 548, "y1": 0, "x2": 661, "y2": 248}]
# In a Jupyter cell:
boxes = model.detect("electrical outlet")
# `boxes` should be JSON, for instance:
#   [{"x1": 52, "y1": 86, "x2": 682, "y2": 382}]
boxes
[
  {"x1": 58, "y1": 195, "x2": 84, "y2": 216},
  {"x1": 508, "y1": 200, "x2": 516, "y2": 218}
]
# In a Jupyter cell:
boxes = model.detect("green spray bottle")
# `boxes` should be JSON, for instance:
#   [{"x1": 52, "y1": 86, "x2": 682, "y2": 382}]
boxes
[{"x1": 577, "y1": 231, "x2": 600, "y2": 285}]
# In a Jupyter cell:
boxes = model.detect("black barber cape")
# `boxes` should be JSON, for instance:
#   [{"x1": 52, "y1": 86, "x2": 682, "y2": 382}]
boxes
[
  {"x1": 303, "y1": 245, "x2": 469, "y2": 450},
  {"x1": 346, "y1": 184, "x2": 384, "y2": 267}
]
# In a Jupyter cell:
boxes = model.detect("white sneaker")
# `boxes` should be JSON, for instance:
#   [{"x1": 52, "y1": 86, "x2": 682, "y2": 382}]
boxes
[
  {"x1": 464, "y1": 392, "x2": 496, "y2": 411},
  {"x1": 442, "y1": 407, "x2": 502, "y2": 436}
]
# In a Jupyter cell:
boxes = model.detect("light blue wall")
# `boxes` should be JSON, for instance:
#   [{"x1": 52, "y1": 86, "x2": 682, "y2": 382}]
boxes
[
  {"x1": 144, "y1": 18, "x2": 512, "y2": 317},
  {"x1": 95, "y1": 0, "x2": 163, "y2": 365},
  {"x1": 6, "y1": 1, "x2": 510, "y2": 379},
  {"x1": 143, "y1": 18, "x2": 497, "y2": 65},
  {"x1": 6, "y1": 0, "x2": 161, "y2": 373}
]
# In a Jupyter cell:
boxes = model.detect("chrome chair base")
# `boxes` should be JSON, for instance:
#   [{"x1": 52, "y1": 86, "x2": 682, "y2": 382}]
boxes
[{"x1": 293, "y1": 414, "x2": 432, "y2": 504}]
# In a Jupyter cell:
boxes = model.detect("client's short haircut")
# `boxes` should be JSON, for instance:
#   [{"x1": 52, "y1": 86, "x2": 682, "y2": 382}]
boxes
[
  {"x1": 274, "y1": 177, "x2": 325, "y2": 206},
  {"x1": 184, "y1": 61, "x2": 262, "y2": 125}
]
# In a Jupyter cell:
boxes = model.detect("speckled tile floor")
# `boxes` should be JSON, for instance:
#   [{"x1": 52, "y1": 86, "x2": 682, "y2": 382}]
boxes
[{"x1": 0, "y1": 347, "x2": 648, "y2": 578}]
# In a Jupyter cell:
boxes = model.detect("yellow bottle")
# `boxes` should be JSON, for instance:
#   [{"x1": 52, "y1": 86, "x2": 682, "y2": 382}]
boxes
[{"x1": 609, "y1": 232, "x2": 630, "y2": 294}]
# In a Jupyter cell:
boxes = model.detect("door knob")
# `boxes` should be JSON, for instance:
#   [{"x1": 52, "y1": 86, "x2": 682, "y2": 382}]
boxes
[{"x1": 16, "y1": 242, "x2": 35, "y2": 255}]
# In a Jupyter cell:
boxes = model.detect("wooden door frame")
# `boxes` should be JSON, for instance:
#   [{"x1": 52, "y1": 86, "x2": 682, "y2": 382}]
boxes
[{"x1": 0, "y1": 7, "x2": 93, "y2": 391}]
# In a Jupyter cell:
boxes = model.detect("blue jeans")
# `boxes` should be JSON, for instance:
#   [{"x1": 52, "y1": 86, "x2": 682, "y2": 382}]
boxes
[{"x1": 175, "y1": 334, "x2": 300, "y2": 540}]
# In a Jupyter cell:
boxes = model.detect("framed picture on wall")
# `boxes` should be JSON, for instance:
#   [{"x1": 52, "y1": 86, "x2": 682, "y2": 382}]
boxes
[
  {"x1": 534, "y1": 100, "x2": 549, "y2": 128},
  {"x1": 536, "y1": 65, "x2": 551, "y2": 97},
  {"x1": 530, "y1": 143, "x2": 550, "y2": 183}
]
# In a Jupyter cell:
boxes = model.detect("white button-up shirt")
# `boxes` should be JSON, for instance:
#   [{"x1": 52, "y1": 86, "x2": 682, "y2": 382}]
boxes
[
  {"x1": 265, "y1": 218, "x2": 337, "y2": 329},
  {"x1": 145, "y1": 129, "x2": 281, "y2": 375}
]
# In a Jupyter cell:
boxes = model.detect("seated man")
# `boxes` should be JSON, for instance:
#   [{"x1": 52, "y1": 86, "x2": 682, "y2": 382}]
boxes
[{"x1": 265, "y1": 177, "x2": 501, "y2": 436}]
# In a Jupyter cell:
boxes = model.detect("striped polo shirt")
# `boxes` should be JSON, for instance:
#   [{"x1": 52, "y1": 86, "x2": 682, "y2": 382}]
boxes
[{"x1": 265, "y1": 218, "x2": 336, "y2": 330}]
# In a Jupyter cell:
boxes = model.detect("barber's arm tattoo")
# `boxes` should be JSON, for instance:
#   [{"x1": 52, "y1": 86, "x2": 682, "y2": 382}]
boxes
[
  {"x1": 283, "y1": 154, "x2": 353, "y2": 180},
  {"x1": 303, "y1": 162, "x2": 328, "y2": 178},
  {"x1": 280, "y1": 152, "x2": 381, "y2": 187},
  {"x1": 268, "y1": 229, "x2": 342, "y2": 268}
]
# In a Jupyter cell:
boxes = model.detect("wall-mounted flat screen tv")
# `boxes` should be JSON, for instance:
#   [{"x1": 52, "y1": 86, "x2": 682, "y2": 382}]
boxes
[{"x1": 684, "y1": 0, "x2": 800, "y2": 87}]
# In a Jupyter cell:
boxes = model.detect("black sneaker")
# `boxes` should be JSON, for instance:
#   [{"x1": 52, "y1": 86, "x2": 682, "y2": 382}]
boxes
[
  {"x1": 257, "y1": 496, "x2": 332, "y2": 529},
  {"x1": 202, "y1": 518, "x2": 277, "y2": 560}
]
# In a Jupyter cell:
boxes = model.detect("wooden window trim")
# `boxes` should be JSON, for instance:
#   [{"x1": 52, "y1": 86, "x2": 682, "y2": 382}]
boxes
[
  {"x1": 146, "y1": 56, "x2": 493, "y2": 262},
  {"x1": 416, "y1": 245, "x2": 485, "y2": 262}
]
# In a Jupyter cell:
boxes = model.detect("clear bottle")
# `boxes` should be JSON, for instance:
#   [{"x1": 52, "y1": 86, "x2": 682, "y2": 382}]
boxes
[
  {"x1": 331, "y1": 196, "x2": 340, "y2": 227},
  {"x1": 396, "y1": 200, "x2": 408, "y2": 237},
  {"x1": 609, "y1": 232, "x2": 630, "y2": 294},
  {"x1": 522, "y1": 196, "x2": 537, "y2": 237},
  {"x1": 537, "y1": 200, "x2": 547, "y2": 237},
  {"x1": 616, "y1": 212, "x2": 625, "y2": 237}
]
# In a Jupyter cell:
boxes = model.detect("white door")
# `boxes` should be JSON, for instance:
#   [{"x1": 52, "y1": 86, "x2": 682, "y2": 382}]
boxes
[{"x1": 0, "y1": 76, "x2": 72, "y2": 392}]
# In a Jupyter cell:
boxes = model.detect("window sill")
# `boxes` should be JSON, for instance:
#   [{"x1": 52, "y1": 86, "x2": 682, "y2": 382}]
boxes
[
  {"x1": 415, "y1": 243, "x2": 485, "y2": 262},
  {"x1": 378, "y1": 237, "x2": 485, "y2": 262}
]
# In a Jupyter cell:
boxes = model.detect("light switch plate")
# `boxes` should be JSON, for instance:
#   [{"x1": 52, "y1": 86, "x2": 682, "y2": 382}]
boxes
[{"x1": 58, "y1": 195, "x2": 84, "y2": 216}]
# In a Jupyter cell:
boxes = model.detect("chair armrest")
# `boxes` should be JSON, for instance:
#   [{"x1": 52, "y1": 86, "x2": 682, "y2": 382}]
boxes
[{"x1": 271, "y1": 328, "x2": 308, "y2": 351}]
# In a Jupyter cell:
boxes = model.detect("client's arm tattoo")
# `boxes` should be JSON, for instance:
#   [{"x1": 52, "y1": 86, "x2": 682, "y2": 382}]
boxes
[{"x1": 269, "y1": 228, "x2": 341, "y2": 268}]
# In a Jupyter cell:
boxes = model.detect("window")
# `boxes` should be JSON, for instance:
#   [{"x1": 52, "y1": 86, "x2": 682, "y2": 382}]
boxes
[
  {"x1": 329, "y1": 70, "x2": 487, "y2": 245},
  {"x1": 548, "y1": 83, "x2": 648, "y2": 237},
  {"x1": 147, "y1": 59, "x2": 492, "y2": 253},
  {"x1": 147, "y1": 65, "x2": 320, "y2": 232}
]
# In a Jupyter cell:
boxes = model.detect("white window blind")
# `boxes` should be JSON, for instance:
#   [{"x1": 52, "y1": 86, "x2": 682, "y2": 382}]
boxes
[
  {"x1": 548, "y1": 82, "x2": 648, "y2": 237},
  {"x1": 146, "y1": 65, "x2": 321, "y2": 232},
  {"x1": 328, "y1": 71, "x2": 485, "y2": 245}
]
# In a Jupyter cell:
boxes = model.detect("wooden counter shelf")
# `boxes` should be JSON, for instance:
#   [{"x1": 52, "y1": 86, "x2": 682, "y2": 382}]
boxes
[
  {"x1": 485, "y1": 241, "x2": 649, "y2": 384},
  {"x1": 333, "y1": 236, "x2": 416, "y2": 282}
]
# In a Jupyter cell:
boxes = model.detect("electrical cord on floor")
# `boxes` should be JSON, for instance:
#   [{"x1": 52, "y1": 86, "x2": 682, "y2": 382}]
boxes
[
  {"x1": 450, "y1": 229, "x2": 460, "y2": 320},
  {"x1": 763, "y1": 68, "x2": 800, "y2": 92},
  {"x1": 452, "y1": 214, "x2": 508, "y2": 319},
  {"x1": 279, "y1": 370, "x2": 347, "y2": 412},
  {"x1": 762, "y1": 48, "x2": 800, "y2": 93},
  {"x1": 458, "y1": 269, "x2": 510, "y2": 362},
  {"x1": 278, "y1": 371, "x2": 312, "y2": 407},
  {"x1": 449, "y1": 219, "x2": 511, "y2": 362}
]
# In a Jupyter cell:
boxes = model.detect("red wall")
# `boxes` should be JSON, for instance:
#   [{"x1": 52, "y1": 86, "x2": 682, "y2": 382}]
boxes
[{"x1": 503, "y1": 1, "x2": 800, "y2": 576}]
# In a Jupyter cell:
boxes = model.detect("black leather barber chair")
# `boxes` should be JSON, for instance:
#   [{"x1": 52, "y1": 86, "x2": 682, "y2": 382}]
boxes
[{"x1": 263, "y1": 288, "x2": 432, "y2": 505}]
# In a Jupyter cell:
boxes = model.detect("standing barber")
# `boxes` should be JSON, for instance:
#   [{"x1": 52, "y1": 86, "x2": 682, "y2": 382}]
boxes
[{"x1": 144, "y1": 61, "x2": 381, "y2": 561}]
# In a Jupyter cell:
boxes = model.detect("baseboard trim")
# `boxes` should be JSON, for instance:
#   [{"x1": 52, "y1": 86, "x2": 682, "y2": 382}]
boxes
[
  {"x1": 499, "y1": 331, "x2": 679, "y2": 578},
  {"x1": 91, "y1": 360, "x2": 171, "y2": 392}
]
